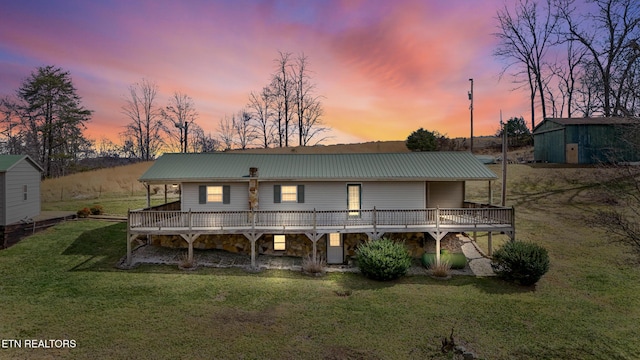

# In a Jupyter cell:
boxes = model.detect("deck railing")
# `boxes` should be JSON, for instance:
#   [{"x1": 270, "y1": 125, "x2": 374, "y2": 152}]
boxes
[{"x1": 128, "y1": 205, "x2": 514, "y2": 232}]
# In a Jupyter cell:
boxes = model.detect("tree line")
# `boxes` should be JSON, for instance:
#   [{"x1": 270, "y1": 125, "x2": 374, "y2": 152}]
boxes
[
  {"x1": 494, "y1": 0, "x2": 640, "y2": 129},
  {"x1": 0, "y1": 51, "x2": 328, "y2": 177}
]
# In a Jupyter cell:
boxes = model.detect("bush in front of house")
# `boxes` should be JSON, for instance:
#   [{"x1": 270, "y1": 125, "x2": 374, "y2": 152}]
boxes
[
  {"x1": 356, "y1": 238, "x2": 412, "y2": 281},
  {"x1": 491, "y1": 241, "x2": 550, "y2": 286},
  {"x1": 77, "y1": 207, "x2": 91, "y2": 218},
  {"x1": 90, "y1": 205, "x2": 104, "y2": 215}
]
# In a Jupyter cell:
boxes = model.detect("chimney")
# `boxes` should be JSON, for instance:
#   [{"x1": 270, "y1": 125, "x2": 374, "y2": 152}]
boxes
[{"x1": 248, "y1": 167, "x2": 259, "y2": 211}]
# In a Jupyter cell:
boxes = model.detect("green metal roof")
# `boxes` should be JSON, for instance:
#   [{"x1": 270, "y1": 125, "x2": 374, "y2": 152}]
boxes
[
  {"x1": 0, "y1": 155, "x2": 43, "y2": 173},
  {"x1": 140, "y1": 152, "x2": 497, "y2": 183}
]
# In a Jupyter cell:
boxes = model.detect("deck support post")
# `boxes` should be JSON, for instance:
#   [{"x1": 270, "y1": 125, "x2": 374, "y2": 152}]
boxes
[
  {"x1": 179, "y1": 234, "x2": 201, "y2": 263},
  {"x1": 243, "y1": 232, "x2": 263, "y2": 269},
  {"x1": 305, "y1": 232, "x2": 324, "y2": 261}
]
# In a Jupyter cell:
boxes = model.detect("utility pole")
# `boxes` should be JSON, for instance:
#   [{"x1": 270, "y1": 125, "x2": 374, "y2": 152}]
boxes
[
  {"x1": 183, "y1": 121, "x2": 189, "y2": 153},
  {"x1": 468, "y1": 78, "x2": 474, "y2": 153},
  {"x1": 501, "y1": 110, "x2": 507, "y2": 207}
]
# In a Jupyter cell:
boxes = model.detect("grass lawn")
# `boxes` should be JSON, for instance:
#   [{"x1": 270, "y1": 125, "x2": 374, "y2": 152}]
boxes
[{"x1": 2, "y1": 164, "x2": 640, "y2": 359}]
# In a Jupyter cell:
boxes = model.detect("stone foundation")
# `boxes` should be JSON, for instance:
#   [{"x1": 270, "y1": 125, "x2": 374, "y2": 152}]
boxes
[{"x1": 150, "y1": 232, "x2": 455, "y2": 259}]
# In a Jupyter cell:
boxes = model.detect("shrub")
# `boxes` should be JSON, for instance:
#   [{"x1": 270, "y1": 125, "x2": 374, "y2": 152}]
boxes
[
  {"x1": 356, "y1": 238, "x2": 412, "y2": 281},
  {"x1": 77, "y1": 207, "x2": 91, "y2": 218},
  {"x1": 90, "y1": 204, "x2": 104, "y2": 215},
  {"x1": 302, "y1": 255, "x2": 326, "y2": 275},
  {"x1": 429, "y1": 259, "x2": 451, "y2": 278},
  {"x1": 491, "y1": 241, "x2": 550, "y2": 286}
]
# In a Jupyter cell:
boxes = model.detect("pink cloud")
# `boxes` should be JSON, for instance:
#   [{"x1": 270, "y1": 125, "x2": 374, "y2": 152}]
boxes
[{"x1": 1, "y1": 0, "x2": 531, "y2": 146}]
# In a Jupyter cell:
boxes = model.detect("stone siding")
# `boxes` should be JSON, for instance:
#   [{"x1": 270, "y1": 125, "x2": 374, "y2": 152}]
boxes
[{"x1": 151, "y1": 232, "x2": 434, "y2": 259}]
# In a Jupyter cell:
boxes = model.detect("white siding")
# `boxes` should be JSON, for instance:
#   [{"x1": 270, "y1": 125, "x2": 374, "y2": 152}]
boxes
[
  {"x1": 3, "y1": 160, "x2": 41, "y2": 225},
  {"x1": 259, "y1": 181, "x2": 425, "y2": 211},
  {"x1": 360, "y1": 182, "x2": 425, "y2": 209},
  {"x1": 427, "y1": 181, "x2": 464, "y2": 208},
  {"x1": 181, "y1": 183, "x2": 249, "y2": 211},
  {"x1": 180, "y1": 180, "x2": 469, "y2": 212}
]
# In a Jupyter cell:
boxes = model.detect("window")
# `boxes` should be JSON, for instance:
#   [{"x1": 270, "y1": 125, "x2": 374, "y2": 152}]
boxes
[
  {"x1": 23, "y1": 185, "x2": 28, "y2": 201},
  {"x1": 281, "y1": 186, "x2": 298, "y2": 202},
  {"x1": 329, "y1": 233, "x2": 341, "y2": 247},
  {"x1": 199, "y1": 185, "x2": 230, "y2": 204},
  {"x1": 347, "y1": 184, "x2": 361, "y2": 217},
  {"x1": 274, "y1": 185, "x2": 304, "y2": 203},
  {"x1": 207, "y1": 186, "x2": 223, "y2": 203},
  {"x1": 274, "y1": 235, "x2": 286, "y2": 251}
]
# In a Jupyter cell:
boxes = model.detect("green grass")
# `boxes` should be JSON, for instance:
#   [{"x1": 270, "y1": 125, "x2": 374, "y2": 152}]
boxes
[
  {"x1": 41, "y1": 194, "x2": 180, "y2": 216},
  {"x1": 2, "y1": 164, "x2": 640, "y2": 359}
]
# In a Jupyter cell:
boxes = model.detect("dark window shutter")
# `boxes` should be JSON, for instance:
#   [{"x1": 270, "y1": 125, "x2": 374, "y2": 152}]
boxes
[
  {"x1": 297, "y1": 185, "x2": 305, "y2": 203},
  {"x1": 199, "y1": 185, "x2": 206, "y2": 204},
  {"x1": 274, "y1": 185, "x2": 281, "y2": 203},
  {"x1": 222, "y1": 185, "x2": 231, "y2": 204}
]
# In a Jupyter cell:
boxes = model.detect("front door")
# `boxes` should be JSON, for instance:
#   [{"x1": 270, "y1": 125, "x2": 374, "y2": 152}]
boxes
[{"x1": 327, "y1": 233, "x2": 344, "y2": 264}]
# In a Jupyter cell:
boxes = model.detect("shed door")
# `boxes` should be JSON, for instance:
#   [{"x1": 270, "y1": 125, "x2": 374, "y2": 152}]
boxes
[
  {"x1": 327, "y1": 233, "x2": 344, "y2": 264},
  {"x1": 566, "y1": 143, "x2": 579, "y2": 164}
]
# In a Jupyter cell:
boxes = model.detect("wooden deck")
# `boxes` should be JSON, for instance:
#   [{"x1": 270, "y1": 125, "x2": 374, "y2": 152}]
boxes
[
  {"x1": 126, "y1": 203, "x2": 515, "y2": 268},
  {"x1": 128, "y1": 207, "x2": 514, "y2": 235}
]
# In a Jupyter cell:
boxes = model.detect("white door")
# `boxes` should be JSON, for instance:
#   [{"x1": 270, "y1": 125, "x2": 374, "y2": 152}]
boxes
[{"x1": 327, "y1": 233, "x2": 344, "y2": 264}]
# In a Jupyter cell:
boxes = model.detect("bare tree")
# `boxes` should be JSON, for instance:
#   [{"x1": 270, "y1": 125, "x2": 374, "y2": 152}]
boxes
[
  {"x1": 248, "y1": 87, "x2": 276, "y2": 148},
  {"x1": 189, "y1": 125, "x2": 219, "y2": 153},
  {"x1": 121, "y1": 79, "x2": 164, "y2": 160},
  {"x1": 270, "y1": 51, "x2": 296, "y2": 147},
  {"x1": 217, "y1": 115, "x2": 236, "y2": 151},
  {"x1": 557, "y1": 0, "x2": 640, "y2": 117},
  {"x1": 161, "y1": 92, "x2": 198, "y2": 153},
  {"x1": 494, "y1": 0, "x2": 558, "y2": 129},
  {"x1": 592, "y1": 119, "x2": 640, "y2": 257},
  {"x1": 233, "y1": 109, "x2": 257, "y2": 150},
  {"x1": 548, "y1": 39, "x2": 587, "y2": 117},
  {"x1": 299, "y1": 100, "x2": 329, "y2": 146}
]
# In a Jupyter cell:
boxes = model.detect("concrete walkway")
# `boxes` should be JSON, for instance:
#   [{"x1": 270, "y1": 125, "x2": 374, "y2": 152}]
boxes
[{"x1": 458, "y1": 234, "x2": 495, "y2": 277}]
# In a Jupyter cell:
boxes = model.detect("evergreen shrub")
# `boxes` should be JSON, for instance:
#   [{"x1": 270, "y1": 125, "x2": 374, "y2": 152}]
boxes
[
  {"x1": 356, "y1": 238, "x2": 412, "y2": 281},
  {"x1": 491, "y1": 241, "x2": 550, "y2": 286}
]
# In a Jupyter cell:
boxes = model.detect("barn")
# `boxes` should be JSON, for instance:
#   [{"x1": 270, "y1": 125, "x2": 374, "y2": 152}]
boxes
[
  {"x1": 0, "y1": 155, "x2": 42, "y2": 226},
  {"x1": 533, "y1": 117, "x2": 640, "y2": 164}
]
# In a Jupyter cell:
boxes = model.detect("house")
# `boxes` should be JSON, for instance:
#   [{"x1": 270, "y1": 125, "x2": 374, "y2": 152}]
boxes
[
  {"x1": 533, "y1": 117, "x2": 640, "y2": 164},
  {"x1": 0, "y1": 155, "x2": 43, "y2": 249},
  {"x1": 0, "y1": 155, "x2": 42, "y2": 226},
  {"x1": 127, "y1": 152, "x2": 515, "y2": 268}
]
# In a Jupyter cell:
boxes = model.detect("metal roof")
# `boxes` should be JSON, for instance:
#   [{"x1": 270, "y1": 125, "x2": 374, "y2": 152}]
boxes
[
  {"x1": 0, "y1": 155, "x2": 43, "y2": 173},
  {"x1": 534, "y1": 117, "x2": 639, "y2": 131},
  {"x1": 140, "y1": 152, "x2": 497, "y2": 183}
]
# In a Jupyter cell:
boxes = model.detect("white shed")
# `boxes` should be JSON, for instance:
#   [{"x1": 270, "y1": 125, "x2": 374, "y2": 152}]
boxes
[{"x1": 0, "y1": 155, "x2": 43, "y2": 226}]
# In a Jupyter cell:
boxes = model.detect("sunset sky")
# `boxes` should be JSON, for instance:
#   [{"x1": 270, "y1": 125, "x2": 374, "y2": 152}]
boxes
[{"x1": 0, "y1": 0, "x2": 530, "y2": 145}]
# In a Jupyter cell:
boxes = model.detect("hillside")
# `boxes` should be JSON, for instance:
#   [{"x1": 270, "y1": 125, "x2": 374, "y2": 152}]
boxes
[{"x1": 41, "y1": 138, "x2": 532, "y2": 203}]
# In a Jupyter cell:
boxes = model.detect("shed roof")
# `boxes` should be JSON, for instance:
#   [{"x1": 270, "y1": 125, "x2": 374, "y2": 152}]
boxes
[
  {"x1": 0, "y1": 155, "x2": 43, "y2": 173},
  {"x1": 534, "y1": 117, "x2": 639, "y2": 132},
  {"x1": 140, "y1": 152, "x2": 497, "y2": 183}
]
